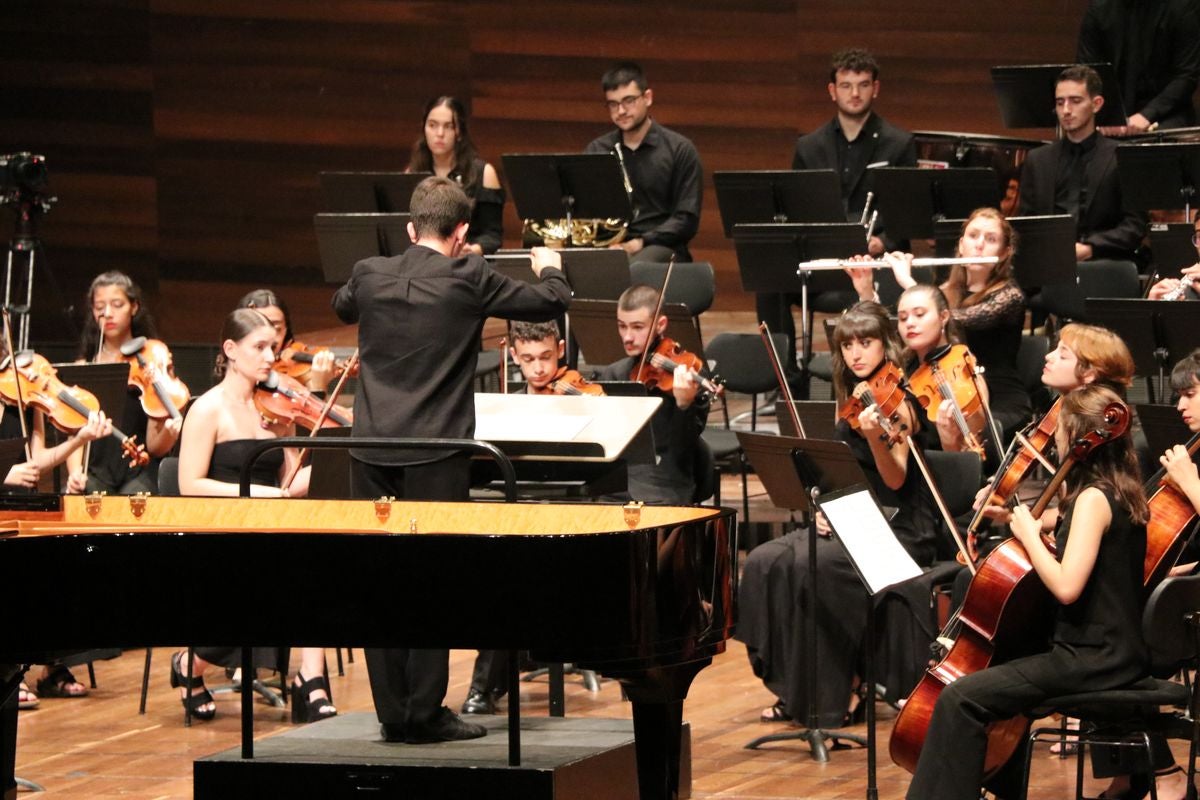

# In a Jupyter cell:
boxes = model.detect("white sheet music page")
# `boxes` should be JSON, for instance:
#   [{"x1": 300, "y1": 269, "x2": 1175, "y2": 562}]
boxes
[{"x1": 818, "y1": 489, "x2": 923, "y2": 595}]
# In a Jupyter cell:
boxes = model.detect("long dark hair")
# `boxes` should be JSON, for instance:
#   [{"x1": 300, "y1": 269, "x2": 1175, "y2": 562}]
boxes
[
  {"x1": 943, "y1": 208, "x2": 1017, "y2": 309},
  {"x1": 1058, "y1": 384, "x2": 1149, "y2": 525},
  {"x1": 897, "y1": 283, "x2": 961, "y2": 361},
  {"x1": 407, "y1": 96, "x2": 482, "y2": 195},
  {"x1": 77, "y1": 271, "x2": 157, "y2": 361},
  {"x1": 830, "y1": 301, "x2": 905, "y2": 403},
  {"x1": 213, "y1": 308, "x2": 274, "y2": 379},
  {"x1": 238, "y1": 288, "x2": 292, "y2": 347}
]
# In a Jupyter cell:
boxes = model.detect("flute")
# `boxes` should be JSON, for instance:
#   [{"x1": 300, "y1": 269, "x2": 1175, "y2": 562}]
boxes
[
  {"x1": 1162, "y1": 275, "x2": 1196, "y2": 301},
  {"x1": 796, "y1": 256, "x2": 1000, "y2": 271}
]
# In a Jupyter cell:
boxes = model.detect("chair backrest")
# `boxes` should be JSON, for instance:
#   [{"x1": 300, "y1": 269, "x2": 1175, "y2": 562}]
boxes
[
  {"x1": 705, "y1": 332, "x2": 787, "y2": 395},
  {"x1": 158, "y1": 456, "x2": 180, "y2": 496},
  {"x1": 629, "y1": 261, "x2": 715, "y2": 316},
  {"x1": 1142, "y1": 574, "x2": 1200, "y2": 676},
  {"x1": 920, "y1": 449, "x2": 983, "y2": 519},
  {"x1": 1078, "y1": 259, "x2": 1140, "y2": 300},
  {"x1": 1015, "y1": 334, "x2": 1050, "y2": 393}
]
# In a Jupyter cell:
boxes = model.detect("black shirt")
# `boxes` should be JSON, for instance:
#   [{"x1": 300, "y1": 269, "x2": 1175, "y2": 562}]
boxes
[
  {"x1": 1054, "y1": 131, "x2": 1099, "y2": 223},
  {"x1": 585, "y1": 121, "x2": 703, "y2": 260},
  {"x1": 450, "y1": 157, "x2": 505, "y2": 255},
  {"x1": 834, "y1": 118, "x2": 875, "y2": 209}
]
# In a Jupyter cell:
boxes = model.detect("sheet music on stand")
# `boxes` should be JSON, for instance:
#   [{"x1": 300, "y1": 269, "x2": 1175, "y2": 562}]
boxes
[{"x1": 816, "y1": 484, "x2": 923, "y2": 595}]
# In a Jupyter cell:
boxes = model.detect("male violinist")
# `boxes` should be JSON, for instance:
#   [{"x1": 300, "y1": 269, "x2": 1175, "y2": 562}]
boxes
[
  {"x1": 506, "y1": 320, "x2": 604, "y2": 395},
  {"x1": 592, "y1": 284, "x2": 710, "y2": 504},
  {"x1": 331, "y1": 176, "x2": 570, "y2": 744}
]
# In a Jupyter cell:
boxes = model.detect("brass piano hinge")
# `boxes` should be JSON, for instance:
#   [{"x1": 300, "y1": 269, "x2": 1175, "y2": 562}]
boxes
[
  {"x1": 409, "y1": 518, "x2": 418, "y2": 534},
  {"x1": 85, "y1": 492, "x2": 107, "y2": 518},
  {"x1": 623, "y1": 501, "x2": 644, "y2": 529},
  {"x1": 374, "y1": 496, "x2": 396, "y2": 523},
  {"x1": 129, "y1": 492, "x2": 150, "y2": 518}
]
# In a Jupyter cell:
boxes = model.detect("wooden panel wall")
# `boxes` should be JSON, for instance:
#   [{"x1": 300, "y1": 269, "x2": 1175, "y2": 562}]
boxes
[{"x1": 2, "y1": 0, "x2": 1093, "y2": 344}]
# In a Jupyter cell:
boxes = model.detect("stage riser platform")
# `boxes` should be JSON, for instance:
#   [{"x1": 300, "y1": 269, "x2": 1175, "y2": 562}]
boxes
[{"x1": 194, "y1": 714, "x2": 691, "y2": 800}]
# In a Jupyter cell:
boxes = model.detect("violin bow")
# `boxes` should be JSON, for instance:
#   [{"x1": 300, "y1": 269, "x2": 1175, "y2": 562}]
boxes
[
  {"x1": 634, "y1": 256, "x2": 674, "y2": 380},
  {"x1": 500, "y1": 337, "x2": 508, "y2": 395},
  {"x1": 1, "y1": 309, "x2": 34, "y2": 461},
  {"x1": 968, "y1": 364, "x2": 1005, "y2": 461},
  {"x1": 280, "y1": 349, "x2": 359, "y2": 493},
  {"x1": 758, "y1": 321, "x2": 806, "y2": 438}
]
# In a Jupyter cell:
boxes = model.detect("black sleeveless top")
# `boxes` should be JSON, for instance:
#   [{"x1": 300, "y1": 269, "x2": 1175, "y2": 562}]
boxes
[
  {"x1": 206, "y1": 439, "x2": 284, "y2": 488},
  {"x1": 1052, "y1": 491, "x2": 1148, "y2": 677}
]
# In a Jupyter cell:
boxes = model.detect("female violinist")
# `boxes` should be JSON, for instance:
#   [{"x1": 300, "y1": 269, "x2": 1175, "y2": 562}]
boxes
[
  {"x1": 507, "y1": 320, "x2": 604, "y2": 395},
  {"x1": 170, "y1": 308, "x2": 334, "y2": 724},
  {"x1": 738, "y1": 301, "x2": 943, "y2": 727},
  {"x1": 68, "y1": 271, "x2": 182, "y2": 494},
  {"x1": 907, "y1": 383, "x2": 1150, "y2": 800},
  {"x1": 850, "y1": 207, "x2": 1031, "y2": 442},
  {"x1": 238, "y1": 289, "x2": 337, "y2": 394},
  {"x1": 408, "y1": 96, "x2": 504, "y2": 255}
]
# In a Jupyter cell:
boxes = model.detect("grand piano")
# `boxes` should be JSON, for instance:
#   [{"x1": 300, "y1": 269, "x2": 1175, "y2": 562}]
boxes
[{"x1": 0, "y1": 489, "x2": 736, "y2": 800}]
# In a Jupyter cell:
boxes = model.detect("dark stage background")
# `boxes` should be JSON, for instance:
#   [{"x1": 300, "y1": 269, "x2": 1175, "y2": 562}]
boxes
[{"x1": 2, "y1": 0, "x2": 1091, "y2": 344}]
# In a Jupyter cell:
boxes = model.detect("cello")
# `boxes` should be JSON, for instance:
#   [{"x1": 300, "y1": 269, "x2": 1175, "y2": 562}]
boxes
[
  {"x1": 1142, "y1": 430, "x2": 1200, "y2": 593},
  {"x1": 890, "y1": 400, "x2": 1131, "y2": 777}
]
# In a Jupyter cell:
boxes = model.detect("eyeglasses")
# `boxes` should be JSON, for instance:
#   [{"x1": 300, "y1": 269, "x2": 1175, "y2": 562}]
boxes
[
  {"x1": 1191, "y1": 232, "x2": 1200, "y2": 246},
  {"x1": 605, "y1": 93, "x2": 643, "y2": 112}
]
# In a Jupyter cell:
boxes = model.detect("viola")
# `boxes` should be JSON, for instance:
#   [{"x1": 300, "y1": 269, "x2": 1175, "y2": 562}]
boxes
[
  {"x1": 0, "y1": 352, "x2": 148, "y2": 467},
  {"x1": 891, "y1": 400, "x2": 1131, "y2": 779},
  {"x1": 254, "y1": 371, "x2": 353, "y2": 430},
  {"x1": 118, "y1": 337, "x2": 190, "y2": 421},
  {"x1": 907, "y1": 344, "x2": 987, "y2": 457},
  {"x1": 963, "y1": 399, "x2": 1062, "y2": 561},
  {"x1": 1142, "y1": 430, "x2": 1200, "y2": 593},
  {"x1": 275, "y1": 341, "x2": 358, "y2": 381},
  {"x1": 837, "y1": 361, "x2": 909, "y2": 446},
  {"x1": 630, "y1": 337, "x2": 723, "y2": 396},
  {"x1": 530, "y1": 366, "x2": 605, "y2": 396}
]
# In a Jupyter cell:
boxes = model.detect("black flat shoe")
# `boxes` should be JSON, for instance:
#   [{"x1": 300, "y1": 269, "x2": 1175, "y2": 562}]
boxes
[
  {"x1": 380, "y1": 722, "x2": 406, "y2": 743},
  {"x1": 405, "y1": 707, "x2": 487, "y2": 744},
  {"x1": 169, "y1": 651, "x2": 215, "y2": 722}
]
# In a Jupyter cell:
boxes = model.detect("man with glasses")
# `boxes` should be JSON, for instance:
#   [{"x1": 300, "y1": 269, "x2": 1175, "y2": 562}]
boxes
[
  {"x1": 1018, "y1": 65, "x2": 1146, "y2": 264},
  {"x1": 585, "y1": 62, "x2": 703, "y2": 263}
]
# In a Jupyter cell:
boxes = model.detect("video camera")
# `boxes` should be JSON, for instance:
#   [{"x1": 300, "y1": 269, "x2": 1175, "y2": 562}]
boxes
[{"x1": 1, "y1": 152, "x2": 49, "y2": 205}]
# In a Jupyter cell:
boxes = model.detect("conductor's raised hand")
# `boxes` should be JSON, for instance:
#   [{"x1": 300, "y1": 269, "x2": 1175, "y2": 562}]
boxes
[{"x1": 530, "y1": 247, "x2": 563, "y2": 277}]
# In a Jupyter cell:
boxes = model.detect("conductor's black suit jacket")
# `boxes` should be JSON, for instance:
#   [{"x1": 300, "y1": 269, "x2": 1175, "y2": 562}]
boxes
[{"x1": 332, "y1": 245, "x2": 571, "y2": 465}]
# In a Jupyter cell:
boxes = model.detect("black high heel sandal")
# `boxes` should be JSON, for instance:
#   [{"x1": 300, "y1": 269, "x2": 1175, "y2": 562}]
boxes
[
  {"x1": 169, "y1": 651, "x2": 216, "y2": 721},
  {"x1": 291, "y1": 672, "x2": 337, "y2": 723}
]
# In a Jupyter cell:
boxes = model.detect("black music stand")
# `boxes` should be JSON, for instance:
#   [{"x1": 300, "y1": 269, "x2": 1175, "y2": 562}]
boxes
[
  {"x1": 1117, "y1": 142, "x2": 1200, "y2": 218},
  {"x1": 561, "y1": 249, "x2": 631, "y2": 301},
  {"x1": 933, "y1": 214, "x2": 1077, "y2": 292},
  {"x1": 733, "y1": 222, "x2": 866, "y2": 390},
  {"x1": 313, "y1": 213, "x2": 412, "y2": 283},
  {"x1": 1136, "y1": 404, "x2": 1194, "y2": 461},
  {"x1": 737, "y1": 433, "x2": 872, "y2": 761},
  {"x1": 872, "y1": 168, "x2": 1000, "y2": 240},
  {"x1": 713, "y1": 170, "x2": 845, "y2": 237},
  {"x1": 485, "y1": 253, "x2": 537, "y2": 284},
  {"x1": 1148, "y1": 223, "x2": 1196, "y2": 282},
  {"x1": 318, "y1": 171, "x2": 431, "y2": 213},
  {"x1": 51, "y1": 362, "x2": 133, "y2": 492},
  {"x1": 1085, "y1": 299, "x2": 1200, "y2": 402},
  {"x1": 568, "y1": 298, "x2": 703, "y2": 367},
  {"x1": 776, "y1": 400, "x2": 839, "y2": 441},
  {"x1": 502, "y1": 153, "x2": 632, "y2": 224},
  {"x1": 990, "y1": 63, "x2": 1127, "y2": 129}
]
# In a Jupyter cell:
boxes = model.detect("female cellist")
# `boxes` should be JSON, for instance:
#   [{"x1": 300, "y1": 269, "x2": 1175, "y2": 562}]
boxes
[
  {"x1": 906, "y1": 383, "x2": 1150, "y2": 800},
  {"x1": 238, "y1": 289, "x2": 337, "y2": 394},
  {"x1": 68, "y1": 271, "x2": 182, "y2": 494},
  {"x1": 170, "y1": 308, "x2": 334, "y2": 724},
  {"x1": 855, "y1": 207, "x2": 1032, "y2": 442},
  {"x1": 739, "y1": 301, "x2": 943, "y2": 726}
]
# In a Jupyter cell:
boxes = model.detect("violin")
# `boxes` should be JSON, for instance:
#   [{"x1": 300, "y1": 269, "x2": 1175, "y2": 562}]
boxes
[
  {"x1": 118, "y1": 337, "x2": 190, "y2": 421},
  {"x1": 254, "y1": 371, "x2": 353, "y2": 430},
  {"x1": 836, "y1": 361, "x2": 908, "y2": 445},
  {"x1": 275, "y1": 341, "x2": 358, "y2": 381},
  {"x1": 630, "y1": 337, "x2": 723, "y2": 396},
  {"x1": 891, "y1": 400, "x2": 1131, "y2": 779},
  {"x1": 530, "y1": 366, "x2": 605, "y2": 396},
  {"x1": 0, "y1": 351, "x2": 148, "y2": 467},
  {"x1": 907, "y1": 344, "x2": 988, "y2": 457}
]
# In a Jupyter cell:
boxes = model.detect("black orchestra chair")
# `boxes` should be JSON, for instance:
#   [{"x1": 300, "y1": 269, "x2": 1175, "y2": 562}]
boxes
[
  {"x1": 1019, "y1": 574, "x2": 1200, "y2": 800},
  {"x1": 1015, "y1": 333, "x2": 1052, "y2": 416},
  {"x1": 475, "y1": 347, "x2": 502, "y2": 392},
  {"x1": 1029, "y1": 259, "x2": 1140, "y2": 327},
  {"x1": 700, "y1": 332, "x2": 789, "y2": 524},
  {"x1": 917, "y1": 449, "x2": 981, "y2": 634},
  {"x1": 629, "y1": 261, "x2": 715, "y2": 341}
]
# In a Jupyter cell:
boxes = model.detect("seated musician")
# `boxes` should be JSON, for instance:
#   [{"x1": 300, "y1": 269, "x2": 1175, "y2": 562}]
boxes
[
  {"x1": 68, "y1": 271, "x2": 183, "y2": 495},
  {"x1": 863, "y1": 208, "x2": 1032, "y2": 442},
  {"x1": 1017, "y1": 66, "x2": 1146, "y2": 264},
  {"x1": 739, "y1": 301, "x2": 943, "y2": 727},
  {"x1": 2, "y1": 352, "x2": 112, "y2": 709},
  {"x1": 592, "y1": 284, "x2": 709, "y2": 504},
  {"x1": 584, "y1": 62, "x2": 703, "y2": 263},
  {"x1": 171, "y1": 308, "x2": 334, "y2": 724},
  {"x1": 906, "y1": 384, "x2": 1150, "y2": 800},
  {"x1": 238, "y1": 289, "x2": 337, "y2": 393},
  {"x1": 507, "y1": 320, "x2": 604, "y2": 395},
  {"x1": 407, "y1": 96, "x2": 504, "y2": 255}
]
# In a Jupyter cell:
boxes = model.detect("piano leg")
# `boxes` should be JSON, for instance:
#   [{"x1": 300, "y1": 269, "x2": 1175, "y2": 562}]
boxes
[{"x1": 618, "y1": 660, "x2": 709, "y2": 800}]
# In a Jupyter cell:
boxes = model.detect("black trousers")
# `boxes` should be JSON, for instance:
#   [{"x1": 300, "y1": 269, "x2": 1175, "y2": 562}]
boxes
[{"x1": 352, "y1": 456, "x2": 469, "y2": 728}]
